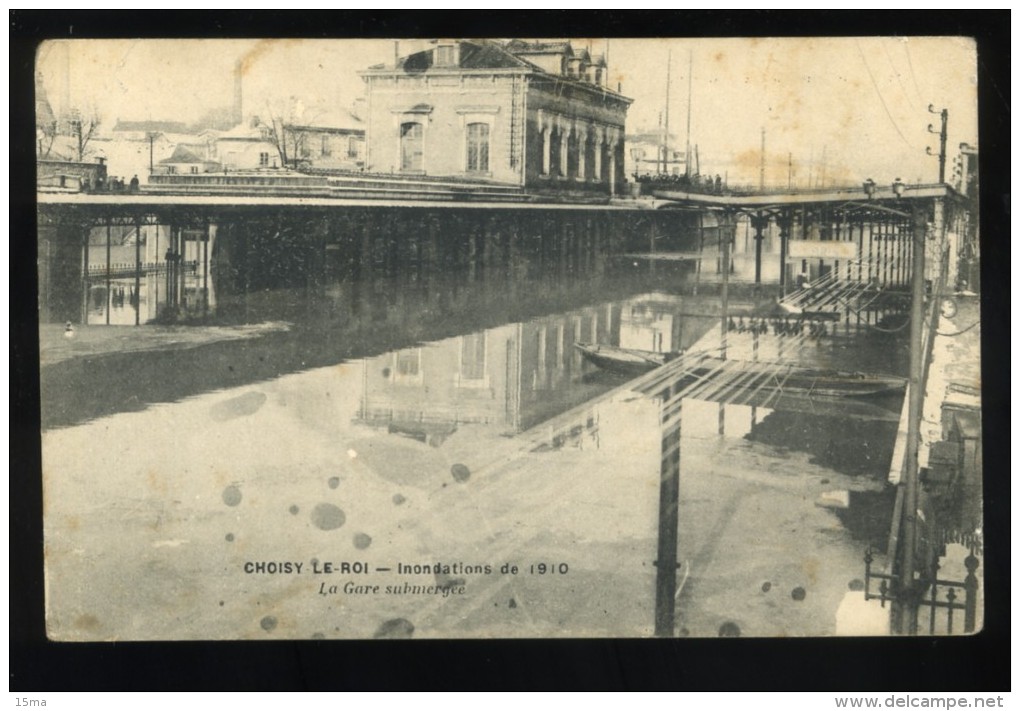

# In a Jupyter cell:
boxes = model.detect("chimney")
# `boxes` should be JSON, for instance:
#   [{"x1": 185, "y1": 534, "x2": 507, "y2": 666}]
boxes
[
  {"x1": 233, "y1": 60, "x2": 243, "y2": 126},
  {"x1": 60, "y1": 40, "x2": 71, "y2": 123}
]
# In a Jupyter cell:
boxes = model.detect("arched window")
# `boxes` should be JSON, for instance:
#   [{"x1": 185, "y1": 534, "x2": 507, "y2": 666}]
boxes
[
  {"x1": 466, "y1": 122, "x2": 489, "y2": 173},
  {"x1": 400, "y1": 122, "x2": 423, "y2": 172}
]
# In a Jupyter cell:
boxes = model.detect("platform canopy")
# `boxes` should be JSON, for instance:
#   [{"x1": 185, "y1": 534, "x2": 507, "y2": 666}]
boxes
[{"x1": 650, "y1": 182, "x2": 964, "y2": 218}]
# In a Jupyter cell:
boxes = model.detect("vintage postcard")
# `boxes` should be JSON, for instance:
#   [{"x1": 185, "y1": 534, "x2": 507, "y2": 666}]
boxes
[{"x1": 35, "y1": 35, "x2": 982, "y2": 641}]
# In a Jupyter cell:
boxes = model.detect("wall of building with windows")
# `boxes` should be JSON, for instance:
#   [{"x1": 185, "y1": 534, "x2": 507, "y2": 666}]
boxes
[
  {"x1": 523, "y1": 80, "x2": 628, "y2": 194},
  {"x1": 284, "y1": 127, "x2": 366, "y2": 170},
  {"x1": 217, "y1": 138, "x2": 280, "y2": 171},
  {"x1": 361, "y1": 74, "x2": 520, "y2": 183},
  {"x1": 360, "y1": 40, "x2": 631, "y2": 191}
]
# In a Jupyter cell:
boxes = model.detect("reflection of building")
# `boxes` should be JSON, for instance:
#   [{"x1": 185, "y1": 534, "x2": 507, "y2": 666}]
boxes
[
  {"x1": 359, "y1": 39, "x2": 632, "y2": 194},
  {"x1": 618, "y1": 295, "x2": 716, "y2": 354},
  {"x1": 619, "y1": 300, "x2": 679, "y2": 354},
  {"x1": 359, "y1": 324, "x2": 517, "y2": 433},
  {"x1": 356, "y1": 294, "x2": 728, "y2": 437},
  {"x1": 357, "y1": 303, "x2": 621, "y2": 435}
]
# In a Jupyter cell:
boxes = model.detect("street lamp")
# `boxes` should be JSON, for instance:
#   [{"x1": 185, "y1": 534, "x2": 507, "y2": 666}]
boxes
[
  {"x1": 863, "y1": 178, "x2": 876, "y2": 199},
  {"x1": 892, "y1": 178, "x2": 905, "y2": 198},
  {"x1": 146, "y1": 131, "x2": 160, "y2": 175}
]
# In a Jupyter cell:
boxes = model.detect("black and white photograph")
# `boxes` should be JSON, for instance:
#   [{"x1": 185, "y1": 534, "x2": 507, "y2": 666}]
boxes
[{"x1": 27, "y1": 26, "x2": 992, "y2": 652}]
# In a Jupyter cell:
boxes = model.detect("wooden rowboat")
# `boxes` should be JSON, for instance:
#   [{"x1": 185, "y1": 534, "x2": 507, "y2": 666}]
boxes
[
  {"x1": 574, "y1": 343, "x2": 906, "y2": 398},
  {"x1": 573, "y1": 343, "x2": 681, "y2": 376}
]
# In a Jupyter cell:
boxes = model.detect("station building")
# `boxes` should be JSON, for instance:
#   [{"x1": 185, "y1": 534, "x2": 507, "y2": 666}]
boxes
[{"x1": 358, "y1": 39, "x2": 632, "y2": 195}]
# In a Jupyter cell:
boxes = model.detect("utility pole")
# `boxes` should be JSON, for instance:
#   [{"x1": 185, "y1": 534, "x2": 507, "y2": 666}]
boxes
[
  {"x1": 684, "y1": 49, "x2": 693, "y2": 178},
  {"x1": 657, "y1": 111, "x2": 663, "y2": 174},
  {"x1": 71, "y1": 114, "x2": 84, "y2": 162},
  {"x1": 759, "y1": 127, "x2": 765, "y2": 190},
  {"x1": 663, "y1": 49, "x2": 671, "y2": 176},
  {"x1": 898, "y1": 202, "x2": 928, "y2": 634},
  {"x1": 720, "y1": 212, "x2": 731, "y2": 360},
  {"x1": 788, "y1": 152, "x2": 793, "y2": 189},
  {"x1": 146, "y1": 131, "x2": 159, "y2": 174},
  {"x1": 927, "y1": 105, "x2": 949, "y2": 183}
]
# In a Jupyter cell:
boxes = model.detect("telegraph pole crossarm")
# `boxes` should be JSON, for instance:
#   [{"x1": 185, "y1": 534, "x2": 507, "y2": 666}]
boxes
[{"x1": 927, "y1": 105, "x2": 949, "y2": 184}]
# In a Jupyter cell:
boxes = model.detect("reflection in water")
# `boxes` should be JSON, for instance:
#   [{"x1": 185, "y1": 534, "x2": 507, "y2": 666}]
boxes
[
  {"x1": 355, "y1": 293, "x2": 727, "y2": 437},
  {"x1": 83, "y1": 225, "x2": 215, "y2": 325},
  {"x1": 42, "y1": 221, "x2": 915, "y2": 637}
]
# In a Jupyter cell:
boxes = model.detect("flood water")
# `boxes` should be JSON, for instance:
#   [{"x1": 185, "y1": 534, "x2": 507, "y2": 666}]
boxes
[{"x1": 41, "y1": 228, "x2": 911, "y2": 640}]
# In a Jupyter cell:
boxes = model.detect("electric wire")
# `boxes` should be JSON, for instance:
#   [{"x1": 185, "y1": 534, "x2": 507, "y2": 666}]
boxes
[{"x1": 855, "y1": 38, "x2": 913, "y2": 148}]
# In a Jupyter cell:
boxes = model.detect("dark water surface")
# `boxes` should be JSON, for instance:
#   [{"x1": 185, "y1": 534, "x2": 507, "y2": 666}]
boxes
[{"x1": 41, "y1": 242, "x2": 910, "y2": 638}]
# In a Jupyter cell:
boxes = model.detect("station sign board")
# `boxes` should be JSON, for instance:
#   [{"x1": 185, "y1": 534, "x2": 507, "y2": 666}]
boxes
[{"x1": 786, "y1": 240, "x2": 858, "y2": 259}]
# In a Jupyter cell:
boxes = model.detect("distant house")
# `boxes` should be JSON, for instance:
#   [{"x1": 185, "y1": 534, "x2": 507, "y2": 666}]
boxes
[
  {"x1": 157, "y1": 144, "x2": 221, "y2": 175},
  {"x1": 80, "y1": 122, "x2": 197, "y2": 182},
  {"x1": 215, "y1": 119, "x2": 280, "y2": 171},
  {"x1": 284, "y1": 107, "x2": 365, "y2": 171},
  {"x1": 109, "y1": 120, "x2": 190, "y2": 142},
  {"x1": 37, "y1": 157, "x2": 108, "y2": 191},
  {"x1": 627, "y1": 132, "x2": 688, "y2": 179},
  {"x1": 358, "y1": 39, "x2": 632, "y2": 193}
]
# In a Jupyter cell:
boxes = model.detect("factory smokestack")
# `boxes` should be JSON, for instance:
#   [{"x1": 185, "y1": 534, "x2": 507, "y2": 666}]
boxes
[
  {"x1": 233, "y1": 59, "x2": 243, "y2": 125},
  {"x1": 61, "y1": 40, "x2": 71, "y2": 123}
]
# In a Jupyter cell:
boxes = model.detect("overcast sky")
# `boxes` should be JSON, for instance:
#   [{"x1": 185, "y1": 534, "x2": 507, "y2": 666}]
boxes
[{"x1": 37, "y1": 37, "x2": 977, "y2": 186}]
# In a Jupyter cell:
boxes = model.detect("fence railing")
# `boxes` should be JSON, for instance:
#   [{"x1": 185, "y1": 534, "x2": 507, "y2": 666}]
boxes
[
  {"x1": 863, "y1": 548, "x2": 979, "y2": 634},
  {"x1": 86, "y1": 261, "x2": 198, "y2": 278}
]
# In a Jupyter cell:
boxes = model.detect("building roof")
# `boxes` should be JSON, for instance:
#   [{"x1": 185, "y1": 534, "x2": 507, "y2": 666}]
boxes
[
  {"x1": 35, "y1": 73, "x2": 56, "y2": 128},
  {"x1": 217, "y1": 121, "x2": 270, "y2": 140},
  {"x1": 112, "y1": 120, "x2": 190, "y2": 134},
  {"x1": 570, "y1": 48, "x2": 591, "y2": 63},
  {"x1": 366, "y1": 39, "x2": 538, "y2": 74},
  {"x1": 361, "y1": 39, "x2": 631, "y2": 104},
  {"x1": 505, "y1": 39, "x2": 574, "y2": 56},
  {"x1": 628, "y1": 131, "x2": 683, "y2": 145},
  {"x1": 159, "y1": 144, "x2": 210, "y2": 165},
  {"x1": 285, "y1": 106, "x2": 365, "y2": 133},
  {"x1": 461, "y1": 41, "x2": 539, "y2": 70}
]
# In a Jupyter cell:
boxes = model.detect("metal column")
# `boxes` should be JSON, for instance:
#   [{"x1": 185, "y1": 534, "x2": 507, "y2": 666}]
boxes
[
  {"x1": 105, "y1": 221, "x2": 111, "y2": 325},
  {"x1": 134, "y1": 215, "x2": 141, "y2": 326},
  {"x1": 654, "y1": 393, "x2": 682, "y2": 637},
  {"x1": 898, "y1": 203, "x2": 929, "y2": 635}
]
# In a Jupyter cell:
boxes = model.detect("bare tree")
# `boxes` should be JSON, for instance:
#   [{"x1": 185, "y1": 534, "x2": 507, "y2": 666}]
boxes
[
  {"x1": 286, "y1": 126, "x2": 311, "y2": 165},
  {"x1": 36, "y1": 120, "x2": 58, "y2": 158},
  {"x1": 255, "y1": 100, "x2": 291, "y2": 168},
  {"x1": 257, "y1": 97, "x2": 323, "y2": 169},
  {"x1": 68, "y1": 107, "x2": 101, "y2": 162}
]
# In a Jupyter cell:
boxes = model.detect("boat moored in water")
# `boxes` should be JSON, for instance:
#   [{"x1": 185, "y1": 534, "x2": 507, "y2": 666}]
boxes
[
  {"x1": 689, "y1": 356, "x2": 907, "y2": 398},
  {"x1": 574, "y1": 343, "x2": 906, "y2": 398},
  {"x1": 573, "y1": 343, "x2": 681, "y2": 376}
]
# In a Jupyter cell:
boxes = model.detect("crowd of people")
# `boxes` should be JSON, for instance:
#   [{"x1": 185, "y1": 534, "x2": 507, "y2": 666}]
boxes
[
  {"x1": 632, "y1": 172, "x2": 726, "y2": 194},
  {"x1": 725, "y1": 316, "x2": 834, "y2": 338},
  {"x1": 82, "y1": 174, "x2": 140, "y2": 193}
]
